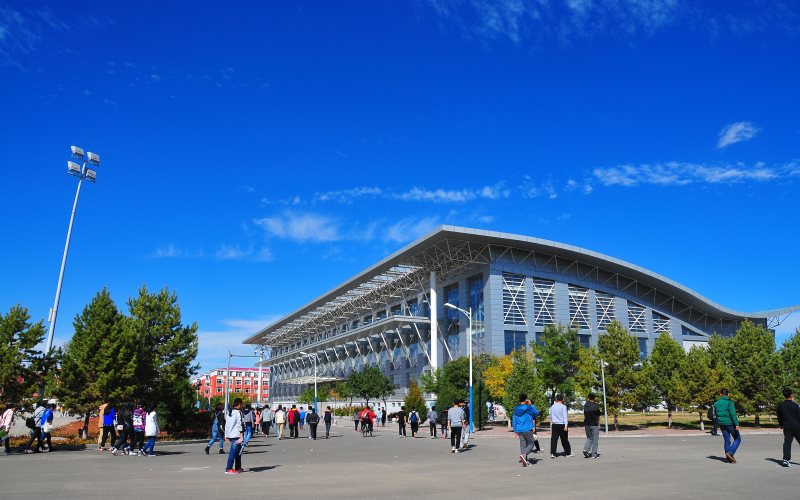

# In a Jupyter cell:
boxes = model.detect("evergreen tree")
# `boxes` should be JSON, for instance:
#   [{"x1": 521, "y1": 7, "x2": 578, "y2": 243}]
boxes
[
  {"x1": 780, "y1": 328, "x2": 800, "y2": 390},
  {"x1": 0, "y1": 305, "x2": 46, "y2": 405},
  {"x1": 502, "y1": 349, "x2": 548, "y2": 423},
  {"x1": 403, "y1": 382, "x2": 428, "y2": 423},
  {"x1": 57, "y1": 289, "x2": 136, "y2": 438},
  {"x1": 682, "y1": 346, "x2": 728, "y2": 431},
  {"x1": 643, "y1": 332, "x2": 687, "y2": 427},
  {"x1": 532, "y1": 323, "x2": 580, "y2": 405},
  {"x1": 728, "y1": 321, "x2": 783, "y2": 425},
  {"x1": 595, "y1": 321, "x2": 640, "y2": 430},
  {"x1": 125, "y1": 286, "x2": 199, "y2": 432}
]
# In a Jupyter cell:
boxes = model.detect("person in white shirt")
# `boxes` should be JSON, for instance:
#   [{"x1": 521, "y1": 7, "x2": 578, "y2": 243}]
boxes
[
  {"x1": 274, "y1": 405, "x2": 286, "y2": 440},
  {"x1": 549, "y1": 394, "x2": 573, "y2": 458},
  {"x1": 224, "y1": 398, "x2": 245, "y2": 474}
]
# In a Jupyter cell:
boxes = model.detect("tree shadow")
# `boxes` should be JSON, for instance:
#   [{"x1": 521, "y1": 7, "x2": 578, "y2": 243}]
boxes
[
  {"x1": 248, "y1": 465, "x2": 281, "y2": 473},
  {"x1": 706, "y1": 455, "x2": 729, "y2": 463}
]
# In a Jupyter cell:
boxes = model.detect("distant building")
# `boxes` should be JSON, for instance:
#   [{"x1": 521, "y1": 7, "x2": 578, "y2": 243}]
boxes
[
  {"x1": 194, "y1": 367, "x2": 270, "y2": 404},
  {"x1": 245, "y1": 226, "x2": 798, "y2": 402}
]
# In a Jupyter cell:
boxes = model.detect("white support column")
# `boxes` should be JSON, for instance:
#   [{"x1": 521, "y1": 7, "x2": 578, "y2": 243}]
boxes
[{"x1": 430, "y1": 271, "x2": 439, "y2": 371}]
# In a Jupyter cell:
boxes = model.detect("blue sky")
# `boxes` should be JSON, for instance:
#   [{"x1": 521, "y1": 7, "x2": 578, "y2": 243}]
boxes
[{"x1": 1, "y1": 1, "x2": 798, "y2": 372}]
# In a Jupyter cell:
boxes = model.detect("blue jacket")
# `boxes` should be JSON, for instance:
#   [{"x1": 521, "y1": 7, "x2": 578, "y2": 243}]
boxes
[
  {"x1": 512, "y1": 404, "x2": 539, "y2": 433},
  {"x1": 103, "y1": 407, "x2": 116, "y2": 427},
  {"x1": 39, "y1": 408, "x2": 53, "y2": 427}
]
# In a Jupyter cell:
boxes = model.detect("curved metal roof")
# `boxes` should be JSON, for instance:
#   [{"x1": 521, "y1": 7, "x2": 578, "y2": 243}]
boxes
[{"x1": 244, "y1": 225, "x2": 799, "y2": 346}]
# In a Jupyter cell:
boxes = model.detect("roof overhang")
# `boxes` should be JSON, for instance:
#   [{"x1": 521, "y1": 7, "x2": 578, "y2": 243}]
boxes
[{"x1": 280, "y1": 375, "x2": 344, "y2": 385}]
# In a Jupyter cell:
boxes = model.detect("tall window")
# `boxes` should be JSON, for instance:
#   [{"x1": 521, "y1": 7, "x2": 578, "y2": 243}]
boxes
[
  {"x1": 445, "y1": 283, "x2": 460, "y2": 353},
  {"x1": 468, "y1": 274, "x2": 485, "y2": 345},
  {"x1": 638, "y1": 338, "x2": 648, "y2": 361},
  {"x1": 653, "y1": 312, "x2": 670, "y2": 335},
  {"x1": 596, "y1": 292, "x2": 615, "y2": 330},
  {"x1": 628, "y1": 302, "x2": 647, "y2": 335},
  {"x1": 502, "y1": 273, "x2": 527, "y2": 325},
  {"x1": 579, "y1": 334, "x2": 591, "y2": 349},
  {"x1": 504, "y1": 330, "x2": 527, "y2": 354},
  {"x1": 406, "y1": 298, "x2": 420, "y2": 316},
  {"x1": 568, "y1": 285, "x2": 590, "y2": 330},
  {"x1": 533, "y1": 278, "x2": 556, "y2": 326}
]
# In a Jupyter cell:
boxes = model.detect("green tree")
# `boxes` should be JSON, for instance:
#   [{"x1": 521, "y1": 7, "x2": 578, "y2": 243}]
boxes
[
  {"x1": 125, "y1": 286, "x2": 199, "y2": 433},
  {"x1": 483, "y1": 354, "x2": 512, "y2": 402},
  {"x1": 502, "y1": 349, "x2": 548, "y2": 424},
  {"x1": 0, "y1": 305, "x2": 46, "y2": 405},
  {"x1": 596, "y1": 321, "x2": 641, "y2": 430},
  {"x1": 419, "y1": 356, "x2": 492, "y2": 428},
  {"x1": 210, "y1": 391, "x2": 249, "y2": 409},
  {"x1": 727, "y1": 321, "x2": 783, "y2": 425},
  {"x1": 780, "y1": 328, "x2": 800, "y2": 390},
  {"x1": 56, "y1": 289, "x2": 137, "y2": 438},
  {"x1": 682, "y1": 346, "x2": 728, "y2": 431},
  {"x1": 403, "y1": 382, "x2": 428, "y2": 423},
  {"x1": 336, "y1": 381, "x2": 355, "y2": 406},
  {"x1": 532, "y1": 323, "x2": 580, "y2": 405},
  {"x1": 348, "y1": 365, "x2": 392, "y2": 407},
  {"x1": 298, "y1": 385, "x2": 331, "y2": 404},
  {"x1": 643, "y1": 332, "x2": 688, "y2": 427}
]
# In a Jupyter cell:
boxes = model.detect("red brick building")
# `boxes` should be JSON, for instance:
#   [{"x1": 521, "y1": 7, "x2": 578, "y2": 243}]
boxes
[{"x1": 195, "y1": 367, "x2": 270, "y2": 405}]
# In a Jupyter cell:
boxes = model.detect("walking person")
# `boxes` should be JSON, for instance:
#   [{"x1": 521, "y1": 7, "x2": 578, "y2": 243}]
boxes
[
  {"x1": 409, "y1": 409, "x2": 421, "y2": 438},
  {"x1": 1, "y1": 404, "x2": 18, "y2": 455},
  {"x1": 428, "y1": 406, "x2": 438, "y2": 439},
  {"x1": 397, "y1": 406, "x2": 408, "y2": 438},
  {"x1": 549, "y1": 394, "x2": 572, "y2": 458},
  {"x1": 460, "y1": 401, "x2": 471, "y2": 450},
  {"x1": 96, "y1": 400, "x2": 107, "y2": 449},
  {"x1": 39, "y1": 403, "x2": 56, "y2": 452},
  {"x1": 447, "y1": 400, "x2": 466, "y2": 453},
  {"x1": 132, "y1": 402, "x2": 146, "y2": 455},
  {"x1": 142, "y1": 403, "x2": 159, "y2": 457},
  {"x1": 708, "y1": 402, "x2": 719, "y2": 436},
  {"x1": 440, "y1": 409, "x2": 449, "y2": 439},
  {"x1": 714, "y1": 388, "x2": 741, "y2": 463},
  {"x1": 205, "y1": 403, "x2": 226, "y2": 455},
  {"x1": 307, "y1": 406, "x2": 320, "y2": 440},
  {"x1": 274, "y1": 405, "x2": 286, "y2": 440},
  {"x1": 323, "y1": 406, "x2": 334, "y2": 438},
  {"x1": 288, "y1": 405, "x2": 300, "y2": 439},
  {"x1": 99, "y1": 401, "x2": 117, "y2": 451},
  {"x1": 582, "y1": 393, "x2": 601, "y2": 459},
  {"x1": 24, "y1": 400, "x2": 46, "y2": 453},
  {"x1": 381, "y1": 407, "x2": 387, "y2": 427},
  {"x1": 111, "y1": 403, "x2": 133, "y2": 456},
  {"x1": 513, "y1": 393, "x2": 540, "y2": 468},
  {"x1": 261, "y1": 406, "x2": 273, "y2": 437},
  {"x1": 242, "y1": 404, "x2": 254, "y2": 447},
  {"x1": 299, "y1": 406, "x2": 307, "y2": 431},
  {"x1": 353, "y1": 408, "x2": 361, "y2": 432},
  {"x1": 224, "y1": 397, "x2": 245, "y2": 475},
  {"x1": 777, "y1": 388, "x2": 800, "y2": 468}
]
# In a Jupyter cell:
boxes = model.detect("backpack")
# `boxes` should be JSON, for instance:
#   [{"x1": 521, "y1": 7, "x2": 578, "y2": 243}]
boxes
[
  {"x1": 707, "y1": 406, "x2": 717, "y2": 419},
  {"x1": 25, "y1": 416, "x2": 36, "y2": 429},
  {"x1": 308, "y1": 412, "x2": 320, "y2": 425},
  {"x1": 410, "y1": 412, "x2": 419, "y2": 424}
]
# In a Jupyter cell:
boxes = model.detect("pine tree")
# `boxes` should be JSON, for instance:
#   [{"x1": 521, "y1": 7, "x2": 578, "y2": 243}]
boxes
[
  {"x1": 644, "y1": 332, "x2": 687, "y2": 427},
  {"x1": 780, "y1": 328, "x2": 800, "y2": 390},
  {"x1": 502, "y1": 349, "x2": 548, "y2": 423},
  {"x1": 682, "y1": 346, "x2": 728, "y2": 431},
  {"x1": 728, "y1": 321, "x2": 783, "y2": 426},
  {"x1": 533, "y1": 323, "x2": 581, "y2": 405},
  {"x1": 0, "y1": 305, "x2": 46, "y2": 405},
  {"x1": 596, "y1": 321, "x2": 640, "y2": 430},
  {"x1": 404, "y1": 382, "x2": 428, "y2": 424},
  {"x1": 57, "y1": 289, "x2": 136, "y2": 438}
]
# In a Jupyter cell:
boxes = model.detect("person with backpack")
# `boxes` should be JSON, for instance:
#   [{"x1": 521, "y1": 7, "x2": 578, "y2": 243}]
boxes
[
  {"x1": 205, "y1": 403, "x2": 226, "y2": 455},
  {"x1": 428, "y1": 406, "x2": 438, "y2": 439},
  {"x1": 99, "y1": 401, "x2": 117, "y2": 451},
  {"x1": 288, "y1": 404, "x2": 300, "y2": 439},
  {"x1": 1, "y1": 403, "x2": 18, "y2": 455},
  {"x1": 777, "y1": 387, "x2": 800, "y2": 468},
  {"x1": 142, "y1": 403, "x2": 159, "y2": 457},
  {"x1": 242, "y1": 404, "x2": 254, "y2": 447},
  {"x1": 513, "y1": 393, "x2": 540, "y2": 468},
  {"x1": 132, "y1": 402, "x2": 146, "y2": 456},
  {"x1": 409, "y1": 409, "x2": 421, "y2": 438},
  {"x1": 306, "y1": 406, "x2": 320, "y2": 440},
  {"x1": 274, "y1": 405, "x2": 286, "y2": 440},
  {"x1": 707, "y1": 403, "x2": 719, "y2": 436},
  {"x1": 224, "y1": 397, "x2": 245, "y2": 475},
  {"x1": 261, "y1": 406, "x2": 273, "y2": 437},
  {"x1": 323, "y1": 406, "x2": 334, "y2": 438},
  {"x1": 713, "y1": 388, "x2": 741, "y2": 463},
  {"x1": 24, "y1": 400, "x2": 46, "y2": 453},
  {"x1": 111, "y1": 403, "x2": 134, "y2": 456}
]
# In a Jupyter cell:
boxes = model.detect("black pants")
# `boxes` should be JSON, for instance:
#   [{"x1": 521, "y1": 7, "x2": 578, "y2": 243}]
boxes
[
  {"x1": 101, "y1": 426, "x2": 116, "y2": 448},
  {"x1": 711, "y1": 418, "x2": 719, "y2": 435},
  {"x1": 113, "y1": 429, "x2": 130, "y2": 450},
  {"x1": 550, "y1": 424, "x2": 571, "y2": 456},
  {"x1": 309, "y1": 423, "x2": 318, "y2": 440},
  {"x1": 325, "y1": 421, "x2": 332, "y2": 436},
  {"x1": 290, "y1": 423, "x2": 299, "y2": 438},
  {"x1": 430, "y1": 422, "x2": 437, "y2": 437},
  {"x1": 411, "y1": 422, "x2": 419, "y2": 435},
  {"x1": 450, "y1": 426, "x2": 462, "y2": 448},
  {"x1": 382, "y1": 416, "x2": 386, "y2": 427},
  {"x1": 25, "y1": 428, "x2": 42, "y2": 451},
  {"x1": 354, "y1": 420, "x2": 360, "y2": 431},
  {"x1": 262, "y1": 421, "x2": 271, "y2": 435},
  {"x1": 41, "y1": 431, "x2": 52, "y2": 451},
  {"x1": 783, "y1": 428, "x2": 800, "y2": 461},
  {"x1": 398, "y1": 423, "x2": 406, "y2": 436},
  {"x1": 132, "y1": 430, "x2": 145, "y2": 451}
]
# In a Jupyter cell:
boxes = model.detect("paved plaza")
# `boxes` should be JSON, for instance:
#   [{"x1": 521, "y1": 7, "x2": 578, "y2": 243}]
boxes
[{"x1": 2, "y1": 423, "x2": 798, "y2": 499}]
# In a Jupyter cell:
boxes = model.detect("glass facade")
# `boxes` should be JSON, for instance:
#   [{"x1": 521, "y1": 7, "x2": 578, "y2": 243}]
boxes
[
  {"x1": 445, "y1": 283, "x2": 460, "y2": 353},
  {"x1": 504, "y1": 330, "x2": 527, "y2": 354}
]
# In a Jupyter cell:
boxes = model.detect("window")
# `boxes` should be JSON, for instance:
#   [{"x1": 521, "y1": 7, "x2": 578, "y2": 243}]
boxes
[
  {"x1": 376, "y1": 310, "x2": 387, "y2": 320},
  {"x1": 504, "y1": 330, "x2": 527, "y2": 354},
  {"x1": 216, "y1": 378, "x2": 222, "y2": 384},
  {"x1": 390, "y1": 304, "x2": 402, "y2": 316},
  {"x1": 352, "y1": 320, "x2": 360, "y2": 330},
  {"x1": 533, "y1": 279, "x2": 556, "y2": 326},
  {"x1": 216, "y1": 388, "x2": 222, "y2": 393},
  {"x1": 568, "y1": 285, "x2": 590, "y2": 330},
  {"x1": 244, "y1": 388, "x2": 250, "y2": 393},
  {"x1": 502, "y1": 273, "x2": 527, "y2": 325},
  {"x1": 363, "y1": 315, "x2": 372, "y2": 326},
  {"x1": 653, "y1": 312, "x2": 670, "y2": 335},
  {"x1": 596, "y1": 292, "x2": 615, "y2": 330},
  {"x1": 407, "y1": 298, "x2": 420, "y2": 316},
  {"x1": 638, "y1": 338, "x2": 648, "y2": 361},
  {"x1": 628, "y1": 302, "x2": 647, "y2": 335},
  {"x1": 468, "y1": 274, "x2": 485, "y2": 325},
  {"x1": 579, "y1": 334, "x2": 591, "y2": 349},
  {"x1": 445, "y1": 284, "x2": 460, "y2": 353}
]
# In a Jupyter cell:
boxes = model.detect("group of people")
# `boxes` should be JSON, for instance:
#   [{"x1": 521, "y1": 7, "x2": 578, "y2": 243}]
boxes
[
  {"x1": 353, "y1": 406, "x2": 388, "y2": 431},
  {"x1": 96, "y1": 400, "x2": 160, "y2": 456}
]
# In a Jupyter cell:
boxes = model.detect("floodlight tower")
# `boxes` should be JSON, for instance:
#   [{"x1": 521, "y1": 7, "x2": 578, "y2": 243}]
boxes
[{"x1": 45, "y1": 146, "x2": 100, "y2": 354}]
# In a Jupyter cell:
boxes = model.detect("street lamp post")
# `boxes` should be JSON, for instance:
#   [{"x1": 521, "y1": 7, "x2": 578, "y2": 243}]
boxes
[
  {"x1": 444, "y1": 303, "x2": 473, "y2": 433},
  {"x1": 45, "y1": 146, "x2": 100, "y2": 354},
  {"x1": 300, "y1": 351, "x2": 318, "y2": 413},
  {"x1": 600, "y1": 359, "x2": 609, "y2": 434}
]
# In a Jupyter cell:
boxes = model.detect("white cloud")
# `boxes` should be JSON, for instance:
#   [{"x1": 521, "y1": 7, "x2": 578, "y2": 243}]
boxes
[
  {"x1": 254, "y1": 211, "x2": 341, "y2": 242},
  {"x1": 314, "y1": 186, "x2": 383, "y2": 204},
  {"x1": 477, "y1": 215, "x2": 495, "y2": 224},
  {"x1": 717, "y1": 121, "x2": 759, "y2": 149},
  {"x1": 153, "y1": 243, "x2": 202, "y2": 259},
  {"x1": 592, "y1": 161, "x2": 786, "y2": 187},
  {"x1": 196, "y1": 316, "x2": 282, "y2": 372},
  {"x1": 215, "y1": 244, "x2": 274, "y2": 262},
  {"x1": 384, "y1": 216, "x2": 440, "y2": 243}
]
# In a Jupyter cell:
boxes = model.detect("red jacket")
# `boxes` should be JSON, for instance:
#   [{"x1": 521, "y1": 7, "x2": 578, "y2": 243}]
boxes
[{"x1": 288, "y1": 409, "x2": 299, "y2": 425}]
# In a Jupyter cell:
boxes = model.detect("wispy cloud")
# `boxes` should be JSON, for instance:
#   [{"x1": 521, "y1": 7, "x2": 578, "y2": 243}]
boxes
[
  {"x1": 196, "y1": 316, "x2": 282, "y2": 371},
  {"x1": 395, "y1": 183, "x2": 510, "y2": 203},
  {"x1": 384, "y1": 216, "x2": 440, "y2": 243},
  {"x1": 153, "y1": 244, "x2": 203, "y2": 259},
  {"x1": 592, "y1": 161, "x2": 797, "y2": 187},
  {"x1": 215, "y1": 244, "x2": 273, "y2": 262},
  {"x1": 314, "y1": 186, "x2": 383, "y2": 204},
  {"x1": 254, "y1": 211, "x2": 342, "y2": 242},
  {"x1": 717, "y1": 121, "x2": 759, "y2": 149}
]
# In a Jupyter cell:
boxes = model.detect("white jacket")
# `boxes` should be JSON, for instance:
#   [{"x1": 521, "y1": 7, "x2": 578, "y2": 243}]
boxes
[
  {"x1": 225, "y1": 409, "x2": 243, "y2": 439},
  {"x1": 274, "y1": 409, "x2": 286, "y2": 424},
  {"x1": 145, "y1": 411, "x2": 159, "y2": 437}
]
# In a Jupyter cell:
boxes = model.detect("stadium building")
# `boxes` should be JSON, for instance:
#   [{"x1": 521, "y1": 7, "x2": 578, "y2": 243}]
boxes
[{"x1": 245, "y1": 226, "x2": 798, "y2": 402}]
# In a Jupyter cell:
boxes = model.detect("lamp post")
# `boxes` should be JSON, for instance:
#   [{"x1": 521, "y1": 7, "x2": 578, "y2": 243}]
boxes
[
  {"x1": 444, "y1": 303, "x2": 473, "y2": 433},
  {"x1": 300, "y1": 351, "x2": 318, "y2": 413},
  {"x1": 45, "y1": 146, "x2": 100, "y2": 354},
  {"x1": 600, "y1": 359, "x2": 609, "y2": 434}
]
